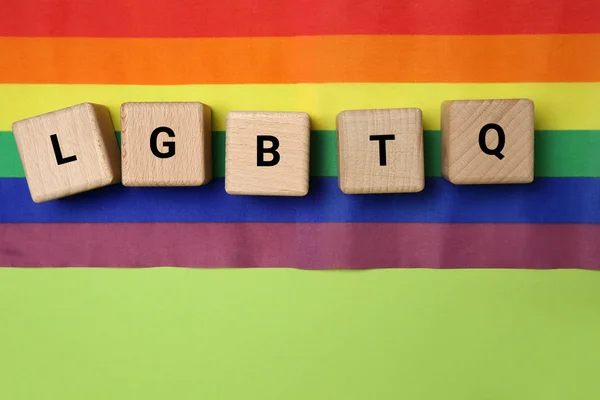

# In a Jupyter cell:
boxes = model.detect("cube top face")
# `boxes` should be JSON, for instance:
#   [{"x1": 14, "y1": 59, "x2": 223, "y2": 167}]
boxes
[
  {"x1": 225, "y1": 111, "x2": 310, "y2": 196},
  {"x1": 121, "y1": 102, "x2": 212, "y2": 186},
  {"x1": 12, "y1": 102, "x2": 121, "y2": 203},
  {"x1": 337, "y1": 108, "x2": 424, "y2": 194},
  {"x1": 441, "y1": 99, "x2": 534, "y2": 185}
]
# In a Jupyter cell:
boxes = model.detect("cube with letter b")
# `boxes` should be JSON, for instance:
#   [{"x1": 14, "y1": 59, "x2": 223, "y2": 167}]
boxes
[
  {"x1": 441, "y1": 99, "x2": 534, "y2": 184},
  {"x1": 337, "y1": 108, "x2": 425, "y2": 194},
  {"x1": 12, "y1": 103, "x2": 121, "y2": 203},
  {"x1": 121, "y1": 102, "x2": 212, "y2": 186},
  {"x1": 225, "y1": 111, "x2": 310, "y2": 196}
]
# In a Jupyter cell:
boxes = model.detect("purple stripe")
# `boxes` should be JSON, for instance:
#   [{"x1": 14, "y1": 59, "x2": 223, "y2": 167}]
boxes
[{"x1": 1, "y1": 223, "x2": 599, "y2": 269}]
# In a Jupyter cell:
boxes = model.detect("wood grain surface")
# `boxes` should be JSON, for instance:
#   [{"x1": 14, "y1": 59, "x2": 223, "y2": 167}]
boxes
[
  {"x1": 337, "y1": 108, "x2": 424, "y2": 194},
  {"x1": 225, "y1": 111, "x2": 310, "y2": 196},
  {"x1": 121, "y1": 102, "x2": 212, "y2": 186},
  {"x1": 441, "y1": 99, "x2": 534, "y2": 184},
  {"x1": 12, "y1": 102, "x2": 121, "y2": 203}
]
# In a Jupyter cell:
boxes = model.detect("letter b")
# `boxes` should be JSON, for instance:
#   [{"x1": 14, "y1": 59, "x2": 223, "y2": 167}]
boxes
[{"x1": 257, "y1": 135, "x2": 280, "y2": 166}]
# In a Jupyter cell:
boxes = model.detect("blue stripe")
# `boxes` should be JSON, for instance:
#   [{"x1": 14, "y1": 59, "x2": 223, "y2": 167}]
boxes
[{"x1": 1, "y1": 177, "x2": 600, "y2": 223}]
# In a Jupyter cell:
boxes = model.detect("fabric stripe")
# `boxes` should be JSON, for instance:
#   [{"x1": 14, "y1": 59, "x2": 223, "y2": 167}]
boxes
[
  {"x1": 1, "y1": 130, "x2": 600, "y2": 178},
  {"x1": 4, "y1": 35, "x2": 600, "y2": 84},
  {"x1": 2, "y1": 84, "x2": 598, "y2": 131},
  {"x1": 0, "y1": 130, "x2": 329, "y2": 179},
  {"x1": 1, "y1": 0, "x2": 598, "y2": 37},
  {"x1": 1, "y1": 178, "x2": 599, "y2": 223},
  {"x1": 1, "y1": 222, "x2": 598, "y2": 269}
]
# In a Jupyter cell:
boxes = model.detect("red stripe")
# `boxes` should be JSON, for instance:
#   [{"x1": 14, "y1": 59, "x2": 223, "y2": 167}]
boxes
[
  {"x1": 1, "y1": 0, "x2": 598, "y2": 37},
  {"x1": 1, "y1": 223, "x2": 598, "y2": 269}
]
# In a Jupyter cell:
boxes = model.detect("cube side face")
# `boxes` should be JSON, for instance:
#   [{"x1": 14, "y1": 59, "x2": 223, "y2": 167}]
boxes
[
  {"x1": 337, "y1": 108, "x2": 424, "y2": 194},
  {"x1": 12, "y1": 103, "x2": 120, "y2": 203},
  {"x1": 89, "y1": 103, "x2": 121, "y2": 184},
  {"x1": 225, "y1": 111, "x2": 310, "y2": 196},
  {"x1": 121, "y1": 102, "x2": 211, "y2": 187},
  {"x1": 336, "y1": 112, "x2": 347, "y2": 191},
  {"x1": 443, "y1": 99, "x2": 534, "y2": 185},
  {"x1": 440, "y1": 101, "x2": 452, "y2": 181},
  {"x1": 201, "y1": 105, "x2": 213, "y2": 185}
]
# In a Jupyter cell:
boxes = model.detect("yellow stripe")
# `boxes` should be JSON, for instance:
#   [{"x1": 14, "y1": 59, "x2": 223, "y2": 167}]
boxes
[{"x1": 1, "y1": 83, "x2": 599, "y2": 131}]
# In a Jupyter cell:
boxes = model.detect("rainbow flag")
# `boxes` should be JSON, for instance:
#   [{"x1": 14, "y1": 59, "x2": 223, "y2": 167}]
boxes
[{"x1": 1, "y1": 0, "x2": 599, "y2": 269}]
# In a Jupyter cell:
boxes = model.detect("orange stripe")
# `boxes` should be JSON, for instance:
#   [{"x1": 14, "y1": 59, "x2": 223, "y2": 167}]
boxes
[{"x1": 2, "y1": 35, "x2": 599, "y2": 84}]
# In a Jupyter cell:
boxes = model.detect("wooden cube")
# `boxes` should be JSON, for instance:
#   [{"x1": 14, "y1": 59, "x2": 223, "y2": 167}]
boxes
[
  {"x1": 337, "y1": 108, "x2": 424, "y2": 194},
  {"x1": 441, "y1": 99, "x2": 534, "y2": 184},
  {"x1": 12, "y1": 103, "x2": 121, "y2": 203},
  {"x1": 121, "y1": 102, "x2": 212, "y2": 186},
  {"x1": 225, "y1": 111, "x2": 310, "y2": 196}
]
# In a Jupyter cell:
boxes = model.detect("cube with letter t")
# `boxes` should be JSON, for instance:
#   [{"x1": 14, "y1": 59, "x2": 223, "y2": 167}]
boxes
[
  {"x1": 121, "y1": 102, "x2": 212, "y2": 186},
  {"x1": 225, "y1": 111, "x2": 310, "y2": 196},
  {"x1": 12, "y1": 103, "x2": 121, "y2": 203},
  {"x1": 337, "y1": 108, "x2": 425, "y2": 194},
  {"x1": 441, "y1": 99, "x2": 534, "y2": 184}
]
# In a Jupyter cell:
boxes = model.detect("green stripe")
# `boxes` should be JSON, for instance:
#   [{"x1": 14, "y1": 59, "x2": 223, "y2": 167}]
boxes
[{"x1": 1, "y1": 130, "x2": 599, "y2": 178}]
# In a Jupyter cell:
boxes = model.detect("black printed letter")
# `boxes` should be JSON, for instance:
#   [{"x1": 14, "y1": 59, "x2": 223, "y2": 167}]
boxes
[
  {"x1": 150, "y1": 127, "x2": 176, "y2": 159},
  {"x1": 257, "y1": 136, "x2": 280, "y2": 166},
  {"x1": 478, "y1": 123, "x2": 505, "y2": 160},
  {"x1": 50, "y1": 134, "x2": 77, "y2": 165},
  {"x1": 369, "y1": 134, "x2": 395, "y2": 166}
]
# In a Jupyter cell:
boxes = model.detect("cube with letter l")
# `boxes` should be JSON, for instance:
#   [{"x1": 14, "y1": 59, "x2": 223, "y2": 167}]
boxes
[{"x1": 12, "y1": 102, "x2": 121, "y2": 203}]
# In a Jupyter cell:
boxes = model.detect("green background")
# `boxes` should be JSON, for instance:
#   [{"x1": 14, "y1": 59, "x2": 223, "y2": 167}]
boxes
[{"x1": 1, "y1": 268, "x2": 599, "y2": 399}]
